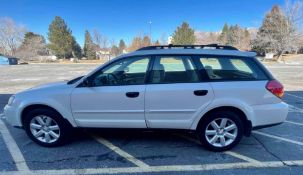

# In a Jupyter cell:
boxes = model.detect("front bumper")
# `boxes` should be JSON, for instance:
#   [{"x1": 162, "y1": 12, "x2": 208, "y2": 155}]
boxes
[{"x1": 3, "y1": 104, "x2": 22, "y2": 127}]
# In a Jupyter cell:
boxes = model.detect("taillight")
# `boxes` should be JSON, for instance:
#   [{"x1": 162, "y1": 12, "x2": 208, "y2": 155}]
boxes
[{"x1": 266, "y1": 80, "x2": 284, "y2": 98}]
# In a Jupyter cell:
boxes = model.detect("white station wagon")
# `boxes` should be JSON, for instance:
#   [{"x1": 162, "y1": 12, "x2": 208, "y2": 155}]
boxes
[{"x1": 4, "y1": 44, "x2": 288, "y2": 151}]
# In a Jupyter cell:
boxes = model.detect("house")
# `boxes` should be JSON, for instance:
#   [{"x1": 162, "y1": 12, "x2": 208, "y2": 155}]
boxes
[
  {"x1": 265, "y1": 53, "x2": 274, "y2": 60},
  {"x1": 0, "y1": 55, "x2": 18, "y2": 65},
  {"x1": 96, "y1": 48, "x2": 111, "y2": 61}
]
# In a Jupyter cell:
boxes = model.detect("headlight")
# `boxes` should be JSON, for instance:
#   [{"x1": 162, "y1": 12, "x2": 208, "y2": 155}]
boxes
[{"x1": 7, "y1": 96, "x2": 15, "y2": 106}]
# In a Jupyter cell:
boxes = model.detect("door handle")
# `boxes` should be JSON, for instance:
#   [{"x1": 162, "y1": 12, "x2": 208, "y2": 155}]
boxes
[
  {"x1": 126, "y1": 92, "x2": 140, "y2": 98},
  {"x1": 194, "y1": 90, "x2": 208, "y2": 96}
]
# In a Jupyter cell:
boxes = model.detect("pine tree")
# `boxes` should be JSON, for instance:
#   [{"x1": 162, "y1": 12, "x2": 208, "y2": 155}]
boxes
[
  {"x1": 48, "y1": 16, "x2": 74, "y2": 59},
  {"x1": 17, "y1": 32, "x2": 48, "y2": 61},
  {"x1": 111, "y1": 45, "x2": 120, "y2": 57},
  {"x1": 20, "y1": 32, "x2": 47, "y2": 55},
  {"x1": 118, "y1": 39, "x2": 126, "y2": 54},
  {"x1": 217, "y1": 23, "x2": 251, "y2": 50},
  {"x1": 83, "y1": 30, "x2": 96, "y2": 59},
  {"x1": 218, "y1": 23, "x2": 229, "y2": 44},
  {"x1": 71, "y1": 36, "x2": 82, "y2": 59},
  {"x1": 172, "y1": 22, "x2": 196, "y2": 45},
  {"x1": 154, "y1": 40, "x2": 160, "y2": 45}
]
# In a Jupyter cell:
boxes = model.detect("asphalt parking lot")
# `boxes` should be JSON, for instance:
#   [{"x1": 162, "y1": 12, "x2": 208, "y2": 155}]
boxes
[{"x1": 0, "y1": 63, "x2": 303, "y2": 175}]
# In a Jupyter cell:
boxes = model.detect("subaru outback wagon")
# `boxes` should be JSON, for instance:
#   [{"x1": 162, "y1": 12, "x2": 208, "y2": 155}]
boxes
[{"x1": 4, "y1": 44, "x2": 288, "y2": 151}]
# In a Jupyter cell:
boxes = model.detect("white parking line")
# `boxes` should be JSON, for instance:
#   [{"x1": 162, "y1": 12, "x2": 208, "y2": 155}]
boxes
[
  {"x1": 2, "y1": 160, "x2": 303, "y2": 175},
  {"x1": 253, "y1": 131, "x2": 303, "y2": 146},
  {"x1": 91, "y1": 134, "x2": 150, "y2": 168},
  {"x1": 288, "y1": 105, "x2": 303, "y2": 113},
  {"x1": 285, "y1": 92, "x2": 303, "y2": 100},
  {"x1": 0, "y1": 120, "x2": 30, "y2": 172},
  {"x1": 285, "y1": 120, "x2": 303, "y2": 126},
  {"x1": 173, "y1": 133, "x2": 261, "y2": 164},
  {"x1": 224, "y1": 151, "x2": 261, "y2": 164}
]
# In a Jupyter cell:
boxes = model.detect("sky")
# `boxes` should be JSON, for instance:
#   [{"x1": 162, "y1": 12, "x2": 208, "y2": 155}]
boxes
[{"x1": 0, "y1": 0, "x2": 285, "y2": 46}]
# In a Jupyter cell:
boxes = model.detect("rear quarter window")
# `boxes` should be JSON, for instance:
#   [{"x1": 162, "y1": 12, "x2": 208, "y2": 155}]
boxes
[{"x1": 199, "y1": 57, "x2": 268, "y2": 81}]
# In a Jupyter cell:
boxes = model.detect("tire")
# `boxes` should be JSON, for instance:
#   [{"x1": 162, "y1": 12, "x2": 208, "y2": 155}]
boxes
[
  {"x1": 23, "y1": 108, "x2": 72, "y2": 147},
  {"x1": 197, "y1": 110, "x2": 244, "y2": 152}
]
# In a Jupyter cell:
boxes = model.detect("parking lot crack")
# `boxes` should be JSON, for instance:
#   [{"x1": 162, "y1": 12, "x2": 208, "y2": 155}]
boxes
[
  {"x1": 252, "y1": 134, "x2": 294, "y2": 175},
  {"x1": 24, "y1": 154, "x2": 102, "y2": 164},
  {"x1": 252, "y1": 135, "x2": 290, "y2": 167}
]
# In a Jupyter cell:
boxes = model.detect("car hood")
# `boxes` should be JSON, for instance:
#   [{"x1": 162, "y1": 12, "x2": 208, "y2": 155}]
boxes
[
  {"x1": 30, "y1": 81, "x2": 68, "y2": 90},
  {"x1": 18, "y1": 81, "x2": 70, "y2": 95}
]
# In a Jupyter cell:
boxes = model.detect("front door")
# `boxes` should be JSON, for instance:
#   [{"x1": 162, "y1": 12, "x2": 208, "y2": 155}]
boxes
[{"x1": 71, "y1": 56, "x2": 150, "y2": 128}]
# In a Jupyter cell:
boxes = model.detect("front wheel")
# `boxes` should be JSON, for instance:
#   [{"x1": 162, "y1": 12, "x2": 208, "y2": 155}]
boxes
[
  {"x1": 23, "y1": 108, "x2": 72, "y2": 147},
  {"x1": 197, "y1": 111, "x2": 244, "y2": 151}
]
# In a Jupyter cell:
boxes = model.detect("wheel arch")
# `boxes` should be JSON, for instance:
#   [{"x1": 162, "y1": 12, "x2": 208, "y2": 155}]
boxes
[
  {"x1": 195, "y1": 106, "x2": 252, "y2": 136},
  {"x1": 21, "y1": 104, "x2": 73, "y2": 128}
]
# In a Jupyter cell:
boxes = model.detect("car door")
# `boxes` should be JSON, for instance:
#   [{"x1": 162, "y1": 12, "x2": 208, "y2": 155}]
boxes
[
  {"x1": 145, "y1": 55, "x2": 214, "y2": 129},
  {"x1": 70, "y1": 56, "x2": 150, "y2": 128}
]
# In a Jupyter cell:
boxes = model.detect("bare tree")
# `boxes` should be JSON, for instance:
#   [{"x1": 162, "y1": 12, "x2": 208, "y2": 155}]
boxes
[
  {"x1": 101, "y1": 36, "x2": 108, "y2": 48},
  {"x1": 160, "y1": 33, "x2": 168, "y2": 45},
  {"x1": 285, "y1": 0, "x2": 303, "y2": 27},
  {"x1": 253, "y1": 2, "x2": 303, "y2": 61},
  {"x1": 195, "y1": 31, "x2": 219, "y2": 45},
  {"x1": 0, "y1": 17, "x2": 26, "y2": 56},
  {"x1": 142, "y1": 35, "x2": 151, "y2": 46},
  {"x1": 93, "y1": 29, "x2": 102, "y2": 49},
  {"x1": 284, "y1": 0, "x2": 303, "y2": 53},
  {"x1": 128, "y1": 34, "x2": 143, "y2": 51},
  {"x1": 93, "y1": 29, "x2": 108, "y2": 49}
]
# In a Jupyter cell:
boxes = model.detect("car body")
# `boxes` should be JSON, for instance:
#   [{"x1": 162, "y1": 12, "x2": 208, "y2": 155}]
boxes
[{"x1": 3, "y1": 44, "x2": 288, "y2": 151}]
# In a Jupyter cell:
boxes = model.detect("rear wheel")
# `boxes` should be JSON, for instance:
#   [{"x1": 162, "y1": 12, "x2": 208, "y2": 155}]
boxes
[
  {"x1": 197, "y1": 111, "x2": 244, "y2": 151},
  {"x1": 23, "y1": 108, "x2": 72, "y2": 147}
]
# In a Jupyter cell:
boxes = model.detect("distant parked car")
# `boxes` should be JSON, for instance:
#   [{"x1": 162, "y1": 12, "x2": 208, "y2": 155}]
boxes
[
  {"x1": 3, "y1": 44, "x2": 288, "y2": 151},
  {"x1": 0, "y1": 55, "x2": 18, "y2": 65}
]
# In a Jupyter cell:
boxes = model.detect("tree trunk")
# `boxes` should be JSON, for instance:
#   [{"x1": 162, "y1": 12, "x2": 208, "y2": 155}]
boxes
[{"x1": 276, "y1": 51, "x2": 284, "y2": 63}]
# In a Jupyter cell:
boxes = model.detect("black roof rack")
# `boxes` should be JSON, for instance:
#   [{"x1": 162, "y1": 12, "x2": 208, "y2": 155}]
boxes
[{"x1": 137, "y1": 44, "x2": 238, "y2": 51}]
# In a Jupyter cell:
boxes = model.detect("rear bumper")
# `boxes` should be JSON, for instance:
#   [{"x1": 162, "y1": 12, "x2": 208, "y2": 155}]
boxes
[{"x1": 251, "y1": 102, "x2": 288, "y2": 128}]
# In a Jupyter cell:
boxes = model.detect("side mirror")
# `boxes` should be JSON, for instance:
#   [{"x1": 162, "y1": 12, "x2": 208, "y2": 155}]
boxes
[{"x1": 82, "y1": 77, "x2": 92, "y2": 87}]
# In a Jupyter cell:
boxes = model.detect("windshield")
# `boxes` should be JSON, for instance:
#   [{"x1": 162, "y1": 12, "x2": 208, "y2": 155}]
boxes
[{"x1": 67, "y1": 76, "x2": 84, "y2": 84}]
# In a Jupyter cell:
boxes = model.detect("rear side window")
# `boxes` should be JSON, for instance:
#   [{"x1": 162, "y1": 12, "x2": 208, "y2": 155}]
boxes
[
  {"x1": 199, "y1": 57, "x2": 267, "y2": 80},
  {"x1": 150, "y1": 56, "x2": 200, "y2": 83}
]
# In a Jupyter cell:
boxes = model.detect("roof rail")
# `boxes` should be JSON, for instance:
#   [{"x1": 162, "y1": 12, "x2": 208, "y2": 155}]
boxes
[{"x1": 137, "y1": 44, "x2": 238, "y2": 51}]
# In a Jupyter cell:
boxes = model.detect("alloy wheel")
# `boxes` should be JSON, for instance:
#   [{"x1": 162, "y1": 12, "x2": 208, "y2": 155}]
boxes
[
  {"x1": 29, "y1": 115, "x2": 60, "y2": 143},
  {"x1": 205, "y1": 118, "x2": 238, "y2": 147}
]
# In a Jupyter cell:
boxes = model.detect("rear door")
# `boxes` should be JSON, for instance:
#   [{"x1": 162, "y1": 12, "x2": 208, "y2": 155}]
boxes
[{"x1": 145, "y1": 55, "x2": 214, "y2": 129}]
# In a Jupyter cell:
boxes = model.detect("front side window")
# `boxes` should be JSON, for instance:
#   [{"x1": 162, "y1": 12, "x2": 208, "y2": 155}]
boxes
[
  {"x1": 150, "y1": 56, "x2": 200, "y2": 83},
  {"x1": 91, "y1": 57, "x2": 150, "y2": 86},
  {"x1": 199, "y1": 57, "x2": 267, "y2": 80}
]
